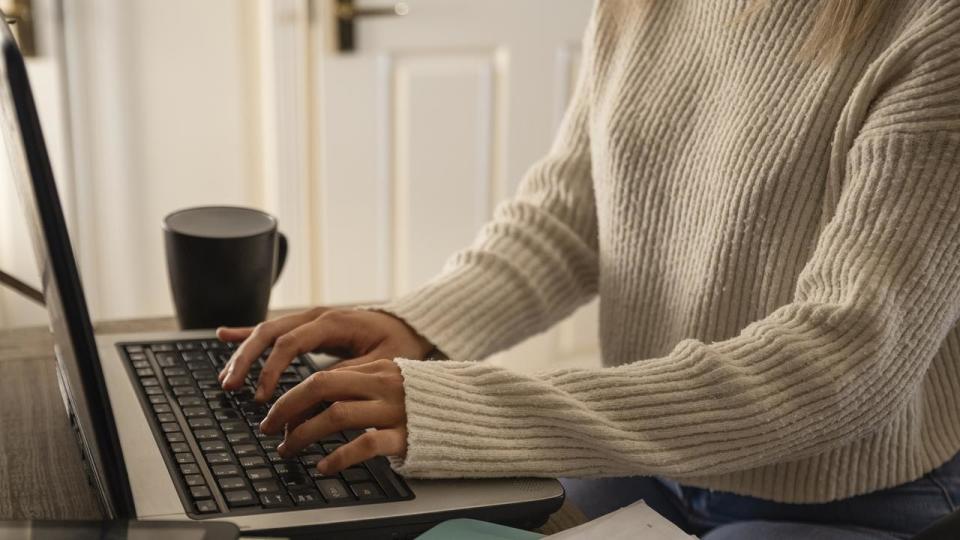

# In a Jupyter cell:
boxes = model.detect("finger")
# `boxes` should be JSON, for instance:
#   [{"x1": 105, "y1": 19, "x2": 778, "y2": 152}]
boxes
[
  {"x1": 317, "y1": 429, "x2": 407, "y2": 474},
  {"x1": 278, "y1": 400, "x2": 399, "y2": 457},
  {"x1": 216, "y1": 326, "x2": 254, "y2": 343},
  {"x1": 326, "y1": 353, "x2": 380, "y2": 372},
  {"x1": 256, "y1": 311, "x2": 359, "y2": 401},
  {"x1": 260, "y1": 370, "x2": 380, "y2": 434},
  {"x1": 220, "y1": 309, "x2": 322, "y2": 390}
]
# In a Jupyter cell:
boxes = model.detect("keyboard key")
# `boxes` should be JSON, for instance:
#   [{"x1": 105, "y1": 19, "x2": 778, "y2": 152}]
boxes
[
  {"x1": 205, "y1": 452, "x2": 234, "y2": 465},
  {"x1": 132, "y1": 360, "x2": 150, "y2": 370},
  {"x1": 126, "y1": 345, "x2": 144, "y2": 353},
  {"x1": 161, "y1": 423, "x2": 181, "y2": 433},
  {"x1": 322, "y1": 443, "x2": 342, "y2": 454},
  {"x1": 194, "y1": 371, "x2": 217, "y2": 382},
  {"x1": 220, "y1": 421, "x2": 246, "y2": 433},
  {"x1": 212, "y1": 464, "x2": 241, "y2": 477},
  {"x1": 183, "y1": 351, "x2": 207, "y2": 362},
  {"x1": 260, "y1": 493, "x2": 292, "y2": 508},
  {"x1": 316, "y1": 478, "x2": 352, "y2": 501},
  {"x1": 170, "y1": 442, "x2": 190, "y2": 453},
  {"x1": 218, "y1": 476, "x2": 246, "y2": 490},
  {"x1": 156, "y1": 352, "x2": 178, "y2": 367},
  {"x1": 187, "y1": 360, "x2": 209, "y2": 371},
  {"x1": 152, "y1": 343, "x2": 175, "y2": 352},
  {"x1": 289, "y1": 487, "x2": 323, "y2": 506},
  {"x1": 193, "y1": 429, "x2": 220, "y2": 441},
  {"x1": 267, "y1": 451, "x2": 283, "y2": 463},
  {"x1": 173, "y1": 386, "x2": 197, "y2": 397},
  {"x1": 182, "y1": 406, "x2": 209, "y2": 418},
  {"x1": 278, "y1": 373, "x2": 301, "y2": 384},
  {"x1": 308, "y1": 467, "x2": 340, "y2": 480},
  {"x1": 180, "y1": 463, "x2": 200, "y2": 475},
  {"x1": 350, "y1": 482, "x2": 384, "y2": 500},
  {"x1": 342, "y1": 468, "x2": 371, "y2": 484},
  {"x1": 166, "y1": 432, "x2": 185, "y2": 443},
  {"x1": 175, "y1": 453, "x2": 195, "y2": 464},
  {"x1": 246, "y1": 468, "x2": 273, "y2": 481},
  {"x1": 157, "y1": 413, "x2": 176, "y2": 423},
  {"x1": 164, "y1": 367, "x2": 188, "y2": 377},
  {"x1": 168, "y1": 376, "x2": 193, "y2": 386},
  {"x1": 203, "y1": 389, "x2": 224, "y2": 399},
  {"x1": 149, "y1": 395, "x2": 167, "y2": 405},
  {"x1": 274, "y1": 462, "x2": 303, "y2": 476},
  {"x1": 136, "y1": 368, "x2": 153, "y2": 377},
  {"x1": 252, "y1": 479, "x2": 280, "y2": 494},
  {"x1": 280, "y1": 473, "x2": 312, "y2": 488},
  {"x1": 227, "y1": 432, "x2": 252, "y2": 444},
  {"x1": 153, "y1": 404, "x2": 172, "y2": 414},
  {"x1": 178, "y1": 396, "x2": 203, "y2": 407},
  {"x1": 145, "y1": 386, "x2": 163, "y2": 395},
  {"x1": 200, "y1": 440, "x2": 227, "y2": 452},
  {"x1": 188, "y1": 418, "x2": 215, "y2": 429},
  {"x1": 190, "y1": 486, "x2": 211, "y2": 499},
  {"x1": 208, "y1": 399, "x2": 228, "y2": 411},
  {"x1": 178, "y1": 341, "x2": 201, "y2": 351},
  {"x1": 195, "y1": 499, "x2": 218, "y2": 514},
  {"x1": 184, "y1": 474, "x2": 206, "y2": 487},
  {"x1": 233, "y1": 444, "x2": 259, "y2": 457},
  {"x1": 200, "y1": 339, "x2": 225, "y2": 350},
  {"x1": 259, "y1": 437, "x2": 282, "y2": 451},
  {"x1": 214, "y1": 409, "x2": 240, "y2": 420},
  {"x1": 240, "y1": 456, "x2": 267, "y2": 468},
  {"x1": 320, "y1": 433, "x2": 346, "y2": 443},
  {"x1": 224, "y1": 489, "x2": 256, "y2": 507},
  {"x1": 300, "y1": 454, "x2": 323, "y2": 467}
]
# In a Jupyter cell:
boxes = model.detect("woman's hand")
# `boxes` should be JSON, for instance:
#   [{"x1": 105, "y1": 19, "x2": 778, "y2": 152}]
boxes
[
  {"x1": 260, "y1": 359, "x2": 407, "y2": 474},
  {"x1": 217, "y1": 307, "x2": 433, "y2": 401}
]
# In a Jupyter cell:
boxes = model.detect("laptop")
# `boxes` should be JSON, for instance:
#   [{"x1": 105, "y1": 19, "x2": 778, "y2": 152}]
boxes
[{"x1": 0, "y1": 16, "x2": 563, "y2": 538}]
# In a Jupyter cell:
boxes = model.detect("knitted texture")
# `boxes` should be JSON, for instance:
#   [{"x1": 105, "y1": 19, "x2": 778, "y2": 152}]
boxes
[{"x1": 377, "y1": 0, "x2": 960, "y2": 503}]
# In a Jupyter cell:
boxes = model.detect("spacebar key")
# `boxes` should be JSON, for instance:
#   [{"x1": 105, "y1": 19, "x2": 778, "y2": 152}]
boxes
[{"x1": 224, "y1": 489, "x2": 257, "y2": 507}]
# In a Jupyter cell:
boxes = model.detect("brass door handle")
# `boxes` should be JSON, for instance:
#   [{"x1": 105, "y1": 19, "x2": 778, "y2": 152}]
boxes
[
  {"x1": 335, "y1": 0, "x2": 409, "y2": 52},
  {"x1": 2, "y1": 0, "x2": 35, "y2": 57}
]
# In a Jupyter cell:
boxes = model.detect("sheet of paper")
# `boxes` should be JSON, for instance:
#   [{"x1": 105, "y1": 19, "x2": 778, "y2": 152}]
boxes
[{"x1": 545, "y1": 500, "x2": 698, "y2": 540}]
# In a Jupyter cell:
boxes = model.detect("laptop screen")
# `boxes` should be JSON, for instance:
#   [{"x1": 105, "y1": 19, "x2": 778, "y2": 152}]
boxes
[{"x1": 0, "y1": 19, "x2": 135, "y2": 516}]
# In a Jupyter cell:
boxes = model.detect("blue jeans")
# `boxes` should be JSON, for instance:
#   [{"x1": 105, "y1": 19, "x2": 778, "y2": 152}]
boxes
[{"x1": 561, "y1": 452, "x2": 960, "y2": 539}]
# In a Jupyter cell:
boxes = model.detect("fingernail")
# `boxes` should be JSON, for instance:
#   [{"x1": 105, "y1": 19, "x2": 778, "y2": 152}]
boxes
[
  {"x1": 277, "y1": 442, "x2": 287, "y2": 457},
  {"x1": 259, "y1": 419, "x2": 271, "y2": 433}
]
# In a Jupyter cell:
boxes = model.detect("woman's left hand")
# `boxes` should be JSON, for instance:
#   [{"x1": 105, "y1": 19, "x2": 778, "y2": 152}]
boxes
[{"x1": 259, "y1": 359, "x2": 408, "y2": 475}]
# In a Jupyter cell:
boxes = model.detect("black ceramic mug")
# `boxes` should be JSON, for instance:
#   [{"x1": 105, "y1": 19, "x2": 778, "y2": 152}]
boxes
[{"x1": 163, "y1": 206, "x2": 287, "y2": 329}]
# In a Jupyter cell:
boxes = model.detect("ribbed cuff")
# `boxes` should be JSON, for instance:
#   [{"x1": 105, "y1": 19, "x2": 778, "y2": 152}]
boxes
[{"x1": 390, "y1": 358, "x2": 560, "y2": 478}]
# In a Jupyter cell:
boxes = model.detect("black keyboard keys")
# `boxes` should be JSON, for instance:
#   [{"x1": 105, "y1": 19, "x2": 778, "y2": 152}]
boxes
[
  {"x1": 261, "y1": 493, "x2": 292, "y2": 508},
  {"x1": 123, "y1": 340, "x2": 413, "y2": 517},
  {"x1": 196, "y1": 500, "x2": 218, "y2": 514},
  {"x1": 225, "y1": 489, "x2": 256, "y2": 507}
]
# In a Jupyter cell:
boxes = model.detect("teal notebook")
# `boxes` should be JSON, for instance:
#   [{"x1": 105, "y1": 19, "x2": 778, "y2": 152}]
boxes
[{"x1": 417, "y1": 519, "x2": 544, "y2": 540}]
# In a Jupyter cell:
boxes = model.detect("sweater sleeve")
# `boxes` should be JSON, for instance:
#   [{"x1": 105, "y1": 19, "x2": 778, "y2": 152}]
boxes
[
  {"x1": 373, "y1": 11, "x2": 601, "y2": 362},
  {"x1": 391, "y1": 42, "x2": 960, "y2": 478}
]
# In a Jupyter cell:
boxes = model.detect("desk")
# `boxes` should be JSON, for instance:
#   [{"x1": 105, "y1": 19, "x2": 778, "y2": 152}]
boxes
[{"x1": 0, "y1": 313, "x2": 586, "y2": 534}]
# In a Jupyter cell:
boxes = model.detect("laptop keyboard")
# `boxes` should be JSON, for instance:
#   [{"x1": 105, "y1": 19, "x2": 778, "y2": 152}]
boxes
[{"x1": 120, "y1": 339, "x2": 413, "y2": 518}]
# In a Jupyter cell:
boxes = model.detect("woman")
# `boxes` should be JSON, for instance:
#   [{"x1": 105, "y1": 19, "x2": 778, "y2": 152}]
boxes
[{"x1": 218, "y1": 0, "x2": 960, "y2": 537}]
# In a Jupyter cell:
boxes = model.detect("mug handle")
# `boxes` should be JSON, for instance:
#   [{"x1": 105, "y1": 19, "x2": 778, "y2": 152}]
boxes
[{"x1": 274, "y1": 232, "x2": 288, "y2": 285}]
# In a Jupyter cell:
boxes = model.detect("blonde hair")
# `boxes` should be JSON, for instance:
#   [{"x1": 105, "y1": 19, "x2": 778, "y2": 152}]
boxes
[
  {"x1": 800, "y1": 0, "x2": 889, "y2": 62},
  {"x1": 736, "y1": 0, "x2": 888, "y2": 63}
]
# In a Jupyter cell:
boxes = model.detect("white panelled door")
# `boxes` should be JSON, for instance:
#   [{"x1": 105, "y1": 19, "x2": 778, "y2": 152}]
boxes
[{"x1": 311, "y1": 0, "x2": 600, "y2": 371}]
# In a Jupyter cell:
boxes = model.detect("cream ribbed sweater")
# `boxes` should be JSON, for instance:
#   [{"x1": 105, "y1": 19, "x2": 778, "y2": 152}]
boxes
[{"x1": 378, "y1": 0, "x2": 960, "y2": 503}]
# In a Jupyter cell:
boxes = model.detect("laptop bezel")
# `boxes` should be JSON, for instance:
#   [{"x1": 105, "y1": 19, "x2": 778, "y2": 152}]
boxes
[{"x1": 0, "y1": 15, "x2": 135, "y2": 517}]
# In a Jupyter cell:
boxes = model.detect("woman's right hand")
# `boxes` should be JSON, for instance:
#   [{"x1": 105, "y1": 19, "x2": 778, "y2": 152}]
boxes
[{"x1": 216, "y1": 307, "x2": 434, "y2": 402}]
